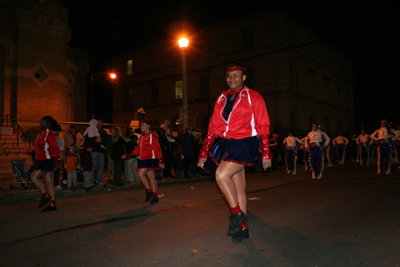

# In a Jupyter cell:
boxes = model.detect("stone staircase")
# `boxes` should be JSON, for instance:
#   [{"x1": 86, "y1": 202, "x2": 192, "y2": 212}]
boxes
[{"x1": 0, "y1": 133, "x2": 34, "y2": 188}]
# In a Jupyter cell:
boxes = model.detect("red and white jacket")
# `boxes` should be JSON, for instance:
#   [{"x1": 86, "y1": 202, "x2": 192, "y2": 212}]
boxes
[
  {"x1": 35, "y1": 129, "x2": 60, "y2": 161},
  {"x1": 199, "y1": 86, "x2": 272, "y2": 160},
  {"x1": 125, "y1": 131, "x2": 163, "y2": 161},
  {"x1": 208, "y1": 86, "x2": 270, "y2": 139}
]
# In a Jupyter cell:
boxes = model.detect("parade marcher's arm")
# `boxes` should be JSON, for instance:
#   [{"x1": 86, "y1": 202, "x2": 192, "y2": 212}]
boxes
[
  {"x1": 199, "y1": 131, "x2": 218, "y2": 159},
  {"x1": 322, "y1": 132, "x2": 330, "y2": 147},
  {"x1": 370, "y1": 130, "x2": 379, "y2": 140},
  {"x1": 344, "y1": 137, "x2": 349, "y2": 146},
  {"x1": 356, "y1": 135, "x2": 361, "y2": 146},
  {"x1": 391, "y1": 129, "x2": 400, "y2": 141},
  {"x1": 295, "y1": 137, "x2": 303, "y2": 144}
]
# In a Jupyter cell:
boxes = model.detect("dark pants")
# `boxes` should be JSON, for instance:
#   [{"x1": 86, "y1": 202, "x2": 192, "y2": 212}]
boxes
[
  {"x1": 184, "y1": 156, "x2": 194, "y2": 178},
  {"x1": 54, "y1": 170, "x2": 61, "y2": 186},
  {"x1": 113, "y1": 159, "x2": 123, "y2": 185},
  {"x1": 163, "y1": 153, "x2": 173, "y2": 178}
]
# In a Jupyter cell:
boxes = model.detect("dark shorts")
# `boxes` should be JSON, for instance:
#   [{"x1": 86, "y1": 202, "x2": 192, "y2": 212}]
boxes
[
  {"x1": 210, "y1": 136, "x2": 260, "y2": 167},
  {"x1": 137, "y1": 159, "x2": 160, "y2": 171},
  {"x1": 37, "y1": 157, "x2": 56, "y2": 172}
]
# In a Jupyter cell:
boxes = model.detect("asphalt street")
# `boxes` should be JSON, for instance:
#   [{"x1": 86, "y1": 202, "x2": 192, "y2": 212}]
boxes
[{"x1": 1, "y1": 161, "x2": 400, "y2": 267}]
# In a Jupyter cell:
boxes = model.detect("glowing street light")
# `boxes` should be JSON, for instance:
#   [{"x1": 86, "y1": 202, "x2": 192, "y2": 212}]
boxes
[{"x1": 178, "y1": 38, "x2": 189, "y2": 130}]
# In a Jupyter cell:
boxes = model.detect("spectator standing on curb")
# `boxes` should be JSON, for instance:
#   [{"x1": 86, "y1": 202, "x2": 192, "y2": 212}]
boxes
[
  {"x1": 106, "y1": 129, "x2": 114, "y2": 184},
  {"x1": 52, "y1": 124, "x2": 64, "y2": 190},
  {"x1": 80, "y1": 141, "x2": 94, "y2": 191},
  {"x1": 111, "y1": 127, "x2": 127, "y2": 186},
  {"x1": 65, "y1": 145, "x2": 80, "y2": 192},
  {"x1": 63, "y1": 124, "x2": 84, "y2": 149},
  {"x1": 159, "y1": 128, "x2": 174, "y2": 179},
  {"x1": 183, "y1": 127, "x2": 195, "y2": 179},
  {"x1": 124, "y1": 130, "x2": 139, "y2": 183},
  {"x1": 84, "y1": 119, "x2": 108, "y2": 186}
]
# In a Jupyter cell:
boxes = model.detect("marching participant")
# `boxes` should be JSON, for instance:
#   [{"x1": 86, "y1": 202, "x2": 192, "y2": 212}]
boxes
[
  {"x1": 283, "y1": 132, "x2": 303, "y2": 175},
  {"x1": 122, "y1": 120, "x2": 165, "y2": 204},
  {"x1": 301, "y1": 136, "x2": 311, "y2": 171},
  {"x1": 371, "y1": 120, "x2": 399, "y2": 175},
  {"x1": 197, "y1": 63, "x2": 272, "y2": 242},
  {"x1": 356, "y1": 129, "x2": 373, "y2": 166},
  {"x1": 305, "y1": 124, "x2": 330, "y2": 179},
  {"x1": 332, "y1": 132, "x2": 349, "y2": 164}
]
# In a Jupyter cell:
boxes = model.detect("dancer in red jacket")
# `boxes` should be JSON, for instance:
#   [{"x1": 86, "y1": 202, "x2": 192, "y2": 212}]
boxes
[
  {"x1": 198, "y1": 63, "x2": 272, "y2": 242},
  {"x1": 122, "y1": 120, "x2": 165, "y2": 204},
  {"x1": 31, "y1": 116, "x2": 60, "y2": 212}
]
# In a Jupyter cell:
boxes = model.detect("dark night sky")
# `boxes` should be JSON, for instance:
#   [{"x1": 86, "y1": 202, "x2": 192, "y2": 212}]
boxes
[{"x1": 61, "y1": 0, "x2": 399, "y2": 132}]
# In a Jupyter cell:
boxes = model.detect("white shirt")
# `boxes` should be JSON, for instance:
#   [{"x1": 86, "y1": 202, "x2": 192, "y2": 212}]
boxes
[
  {"x1": 356, "y1": 134, "x2": 371, "y2": 145},
  {"x1": 283, "y1": 136, "x2": 303, "y2": 149},
  {"x1": 371, "y1": 127, "x2": 399, "y2": 141},
  {"x1": 305, "y1": 130, "x2": 330, "y2": 148},
  {"x1": 332, "y1": 136, "x2": 349, "y2": 146}
]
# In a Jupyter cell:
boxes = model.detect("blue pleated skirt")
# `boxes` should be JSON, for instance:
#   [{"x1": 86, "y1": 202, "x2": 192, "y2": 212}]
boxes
[
  {"x1": 210, "y1": 136, "x2": 260, "y2": 166},
  {"x1": 37, "y1": 157, "x2": 56, "y2": 172},
  {"x1": 137, "y1": 159, "x2": 160, "y2": 171}
]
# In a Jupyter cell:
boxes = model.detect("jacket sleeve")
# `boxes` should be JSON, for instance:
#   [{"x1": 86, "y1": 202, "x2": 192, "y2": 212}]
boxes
[
  {"x1": 48, "y1": 131, "x2": 60, "y2": 158},
  {"x1": 151, "y1": 133, "x2": 164, "y2": 162},
  {"x1": 253, "y1": 91, "x2": 270, "y2": 136},
  {"x1": 207, "y1": 95, "x2": 224, "y2": 135},
  {"x1": 125, "y1": 139, "x2": 140, "y2": 158}
]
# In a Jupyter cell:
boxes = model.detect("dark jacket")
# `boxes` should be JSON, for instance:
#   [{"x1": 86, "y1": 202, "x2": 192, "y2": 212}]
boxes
[
  {"x1": 183, "y1": 132, "x2": 195, "y2": 157},
  {"x1": 80, "y1": 150, "x2": 93, "y2": 171},
  {"x1": 85, "y1": 128, "x2": 109, "y2": 153},
  {"x1": 111, "y1": 136, "x2": 127, "y2": 160}
]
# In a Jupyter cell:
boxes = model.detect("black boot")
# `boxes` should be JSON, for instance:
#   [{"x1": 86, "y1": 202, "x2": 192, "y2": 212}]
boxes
[
  {"x1": 145, "y1": 191, "x2": 154, "y2": 202},
  {"x1": 42, "y1": 204, "x2": 57, "y2": 212},
  {"x1": 150, "y1": 196, "x2": 159, "y2": 204},
  {"x1": 38, "y1": 195, "x2": 51, "y2": 208},
  {"x1": 232, "y1": 228, "x2": 249, "y2": 242},
  {"x1": 227, "y1": 211, "x2": 246, "y2": 236}
]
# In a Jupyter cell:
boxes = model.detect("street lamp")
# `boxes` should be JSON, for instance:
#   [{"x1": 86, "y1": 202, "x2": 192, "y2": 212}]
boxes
[
  {"x1": 178, "y1": 38, "x2": 189, "y2": 131},
  {"x1": 90, "y1": 72, "x2": 116, "y2": 119}
]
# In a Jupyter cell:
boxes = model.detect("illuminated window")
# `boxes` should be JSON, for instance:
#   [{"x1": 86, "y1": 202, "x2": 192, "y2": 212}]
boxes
[
  {"x1": 175, "y1": 80, "x2": 182, "y2": 99},
  {"x1": 127, "y1": 59, "x2": 133, "y2": 75}
]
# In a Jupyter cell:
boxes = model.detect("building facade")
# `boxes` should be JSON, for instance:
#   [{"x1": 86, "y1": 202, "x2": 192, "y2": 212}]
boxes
[
  {"x1": 112, "y1": 9, "x2": 353, "y2": 137},
  {"x1": 0, "y1": 0, "x2": 89, "y2": 130}
]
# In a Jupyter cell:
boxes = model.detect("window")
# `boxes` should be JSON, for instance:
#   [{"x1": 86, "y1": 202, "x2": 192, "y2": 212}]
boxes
[
  {"x1": 127, "y1": 59, "x2": 133, "y2": 76},
  {"x1": 242, "y1": 25, "x2": 254, "y2": 51},
  {"x1": 126, "y1": 88, "x2": 133, "y2": 107},
  {"x1": 151, "y1": 84, "x2": 159, "y2": 103},
  {"x1": 175, "y1": 80, "x2": 182, "y2": 99},
  {"x1": 289, "y1": 108, "x2": 298, "y2": 129},
  {"x1": 309, "y1": 111, "x2": 316, "y2": 130},
  {"x1": 337, "y1": 118, "x2": 342, "y2": 133},
  {"x1": 324, "y1": 115, "x2": 331, "y2": 135},
  {"x1": 289, "y1": 62, "x2": 298, "y2": 91},
  {"x1": 308, "y1": 69, "x2": 316, "y2": 96},
  {"x1": 323, "y1": 76, "x2": 330, "y2": 102},
  {"x1": 199, "y1": 73, "x2": 210, "y2": 98}
]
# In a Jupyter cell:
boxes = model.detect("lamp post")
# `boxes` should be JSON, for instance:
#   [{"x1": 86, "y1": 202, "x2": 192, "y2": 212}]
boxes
[
  {"x1": 178, "y1": 38, "x2": 189, "y2": 131},
  {"x1": 90, "y1": 72, "x2": 116, "y2": 119}
]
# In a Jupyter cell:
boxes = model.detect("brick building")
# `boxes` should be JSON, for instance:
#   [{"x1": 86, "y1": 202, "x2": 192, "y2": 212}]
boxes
[
  {"x1": 112, "y1": 9, "x2": 353, "y2": 136},
  {"x1": 0, "y1": 0, "x2": 89, "y2": 130}
]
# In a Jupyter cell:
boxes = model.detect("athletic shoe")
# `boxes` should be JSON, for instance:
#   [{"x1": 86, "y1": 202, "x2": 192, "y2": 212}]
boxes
[
  {"x1": 38, "y1": 196, "x2": 51, "y2": 208},
  {"x1": 286, "y1": 171, "x2": 291, "y2": 175},
  {"x1": 327, "y1": 164, "x2": 333, "y2": 167},
  {"x1": 377, "y1": 171, "x2": 382, "y2": 175},
  {"x1": 227, "y1": 212, "x2": 246, "y2": 236},
  {"x1": 42, "y1": 204, "x2": 57, "y2": 212},
  {"x1": 55, "y1": 185, "x2": 63, "y2": 191},
  {"x1": 150, "y1": 196, "x2": 159, "y2": 204},
  {"x1": 292, "y1": 171, "x2": 296, "y2": 175},
  {"x1": 312, "y1": 173, "x2": 316, "y2": 179},
  {"x1": 232, "y1": 228, "x2": 249, "y2": 243},
  {"x1": 304, "y1": 167, "x2": 308, "y2": 171},
  {"x1": 316, "y1": 173, "x2": 323, "y2": 179},
  {"x1": 386, "y1": 170, "x2": 391, "y2": 175},
  {"x1": 145, "y1": 191, "x2": 154, "y2": 202}
]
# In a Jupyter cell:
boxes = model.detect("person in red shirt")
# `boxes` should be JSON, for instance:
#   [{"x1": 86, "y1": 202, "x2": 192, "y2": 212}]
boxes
[
  {"x1": 198, "y1": 63, "x2": 272, "y2": 242},
  {"x1": 31, "y1": 116, "x2": 60, "y2": 212},
  {"x1": 122, "y1": 120, "x2": 165, "y2": 204}
]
